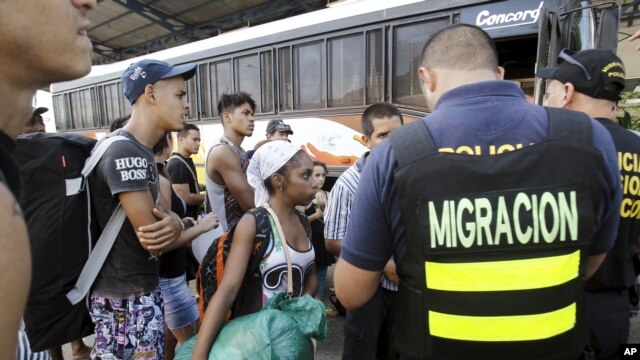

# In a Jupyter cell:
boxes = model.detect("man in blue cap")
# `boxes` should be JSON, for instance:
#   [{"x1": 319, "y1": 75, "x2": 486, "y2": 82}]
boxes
[
  {"x1": 88, "y1": 59, "x2": 196, "y2": 358},
  {"x1": 539, "y1": 49, "x2": 632, "y2": 360}
]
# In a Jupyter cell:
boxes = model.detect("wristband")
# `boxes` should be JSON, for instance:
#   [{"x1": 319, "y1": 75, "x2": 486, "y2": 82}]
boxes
[{"x1": 171, "y1": 213, "x2": 185, "y2": 237}]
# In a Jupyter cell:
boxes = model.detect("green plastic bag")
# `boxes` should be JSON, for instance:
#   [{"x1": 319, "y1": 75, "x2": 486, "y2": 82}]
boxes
[{"x1": 176, "y1": 293, "x2": 327, "y2": 360}]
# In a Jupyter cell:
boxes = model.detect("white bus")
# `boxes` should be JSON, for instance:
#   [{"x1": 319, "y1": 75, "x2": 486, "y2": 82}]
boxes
[{"x1": 50, "y1": 0, "x2": 621, "y2": 179}]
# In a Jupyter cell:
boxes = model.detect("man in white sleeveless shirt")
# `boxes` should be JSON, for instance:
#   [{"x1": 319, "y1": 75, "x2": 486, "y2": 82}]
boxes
[{"x1": 205, "y1": 92, "x2": 256, "y2": 232}]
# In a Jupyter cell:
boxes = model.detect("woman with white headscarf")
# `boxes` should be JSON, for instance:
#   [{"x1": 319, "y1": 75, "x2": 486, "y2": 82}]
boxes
[{"x1": 193, "y1": 140, "x2": 318, "y2": 358}]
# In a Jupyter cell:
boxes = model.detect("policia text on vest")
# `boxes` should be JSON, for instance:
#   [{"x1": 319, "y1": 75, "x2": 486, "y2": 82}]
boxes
[{"x1": 619, "y1": 151, "x2": 640, "y2": 219}]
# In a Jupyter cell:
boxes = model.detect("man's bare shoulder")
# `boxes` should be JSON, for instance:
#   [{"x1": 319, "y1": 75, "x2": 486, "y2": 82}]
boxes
[
  {"x1": 209, "y1": 143, "x2": 239, "y2": 157},
  {"x1": 208, "y1": 145, "x2": 241, "y2": 168}
]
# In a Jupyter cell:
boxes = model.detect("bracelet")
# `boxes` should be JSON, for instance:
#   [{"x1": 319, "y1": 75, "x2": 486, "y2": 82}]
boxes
[
  {"x1": 148, "y1": 250, "x2": 163, "y2": 261},
  {"x1": 171, "y1": 213, "x2": 185, "y2": 237}
]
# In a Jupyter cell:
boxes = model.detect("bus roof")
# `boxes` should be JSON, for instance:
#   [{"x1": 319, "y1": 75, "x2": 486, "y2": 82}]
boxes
[
  {"x1": 52, "y1": 0, "x2": 563, "y2": 93},
  {"x1": 53, "y1": 0, "x2": 478, "y2": 92}
]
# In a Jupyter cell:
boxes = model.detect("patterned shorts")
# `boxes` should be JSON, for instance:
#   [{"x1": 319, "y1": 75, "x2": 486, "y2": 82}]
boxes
[{"x1": 89, "y1": 289, "x2": 165, "y2": 360}]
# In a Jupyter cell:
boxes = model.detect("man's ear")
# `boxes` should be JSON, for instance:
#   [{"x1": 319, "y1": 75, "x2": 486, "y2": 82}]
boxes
[
  {"x1": 222, "y1": 112, "x2": 232, "y2": 125},
  {"x1": 562, "y1": 82, "x2": 576, "y2": 107},
  {"x1": 143, "y1": 84, "x2": 156, "y2": 104},
  {"x1": 361, "y1": 135, "x2": 372, "y2": 150},
  {"x1": 496, "y1": 66, "x2": 505, "y2": 80},
  {"x1": 418, "y1": 67, "x2": 436, "y2": 92}
]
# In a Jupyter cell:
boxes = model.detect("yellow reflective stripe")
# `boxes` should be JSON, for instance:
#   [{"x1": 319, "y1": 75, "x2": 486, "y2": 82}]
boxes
[
  {"x1": 425, "y1": 250, "x2": 580, "y2": 291},
  {"x1": 429, "y1": 303, "x2": 576, "y2": 342}
]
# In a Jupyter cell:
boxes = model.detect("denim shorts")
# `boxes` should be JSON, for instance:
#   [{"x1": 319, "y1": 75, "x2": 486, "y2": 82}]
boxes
[{"x1": 158, "y1": 274, "x2": 199, "y2": 329}]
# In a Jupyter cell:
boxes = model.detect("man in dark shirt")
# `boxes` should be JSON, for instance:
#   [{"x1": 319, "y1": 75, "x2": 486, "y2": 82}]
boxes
[
  {"x1": 539, "y1": 49, "x2": 632, "y2": 359},
  {"x1": 0, "y1": 0, "x2": 96, "y2": 356},
  {"x1": 88, "y1": 59, "x2": 193, "y2": 359},
  {"x1": 168, "y1": 123, "x2": 204, "y2": 218}
]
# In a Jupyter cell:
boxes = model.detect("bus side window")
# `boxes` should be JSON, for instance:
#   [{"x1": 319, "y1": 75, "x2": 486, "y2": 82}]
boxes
[
  {"x1": 279, "y1": 47, "x2": 293, "y2": 112},
  {"x1": 392, "y1": 16, "x2": 450, "y2": 109}
]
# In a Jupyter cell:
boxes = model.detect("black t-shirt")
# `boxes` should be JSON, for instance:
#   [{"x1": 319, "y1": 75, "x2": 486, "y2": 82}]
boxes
[
  {"x1": 587, "y1": 118, "x2": 640, "y2": 291},
  {"x1": 167, "y1": 152, "x2": 200, "y2": 218},
  {"x1": 158, "y1": 162, "x2": 189, "y2": 278},
  {"x1": 0, "y1": 131, "x2": 20, "y2": 198},
  {"x1": 89, "y1": 130, "x2": 160, "y2": 298},
  {"x1": 305, "y1": 201, "x2": 335, "y2": 267}
]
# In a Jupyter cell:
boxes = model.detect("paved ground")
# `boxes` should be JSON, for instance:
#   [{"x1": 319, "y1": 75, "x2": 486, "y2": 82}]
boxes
[{"x1": 316, "y1": 264, "x2": 344, "y2": 360}]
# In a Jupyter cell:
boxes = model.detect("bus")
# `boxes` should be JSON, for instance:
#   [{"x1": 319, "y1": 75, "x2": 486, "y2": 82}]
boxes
[{"x1": 50, "y1": 0, "x2": 621, "y2": 179}]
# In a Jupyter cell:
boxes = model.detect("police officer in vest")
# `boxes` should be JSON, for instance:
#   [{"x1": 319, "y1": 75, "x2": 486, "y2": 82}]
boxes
[
  {"x1": 539, "y1": 49, "x2": 632, "y2": 359},
  {"x1": 334, "y1": 24, "x2": 622, "y2": 359}
]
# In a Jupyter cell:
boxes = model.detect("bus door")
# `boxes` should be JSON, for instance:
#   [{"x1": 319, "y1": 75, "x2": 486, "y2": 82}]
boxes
[
  {"x1": 459, "y1": 0, "x2": 620, "y2": 104},
  {"x1": 461, "y1": 0, "x2": 559, "y2": 101},
  {"x1": 534, "y1": 0, "x2": 620, "y2": 103}
]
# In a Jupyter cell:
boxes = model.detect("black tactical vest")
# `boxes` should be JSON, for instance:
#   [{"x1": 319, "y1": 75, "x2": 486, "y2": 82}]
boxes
[{"x1": 389, "y1": 108, "x2": 606, "y2": 360}]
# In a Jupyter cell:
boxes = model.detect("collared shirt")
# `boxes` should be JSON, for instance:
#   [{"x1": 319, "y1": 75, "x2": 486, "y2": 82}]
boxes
[
  {"x1": 324, "y1": 154, "x2": 365, "y2": 240},
  {"x1": 324, "y1": 152, "x2": 397, "y2": 291}
]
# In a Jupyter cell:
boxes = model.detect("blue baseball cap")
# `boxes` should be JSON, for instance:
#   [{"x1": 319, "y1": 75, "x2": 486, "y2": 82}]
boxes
[{"x1": 121, "y1": 59, "x2": 197, "y2": 104}]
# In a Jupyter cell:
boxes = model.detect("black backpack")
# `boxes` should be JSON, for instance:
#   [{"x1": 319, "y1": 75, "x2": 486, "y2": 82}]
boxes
[
  {"x1": 197, "y1": 207, "x2": 272, "y2": 321},
  {"x1": 197, "y1": 206, "x2": 312, "y2": 320},
  {"x1": 14, "y1": 132, "x2": 125, "y2": 351}
]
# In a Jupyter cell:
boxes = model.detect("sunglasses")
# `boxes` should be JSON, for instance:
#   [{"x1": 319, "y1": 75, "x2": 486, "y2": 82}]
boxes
[{"x1": 558, "y1": 49, "x2": 592, "y2": 81}]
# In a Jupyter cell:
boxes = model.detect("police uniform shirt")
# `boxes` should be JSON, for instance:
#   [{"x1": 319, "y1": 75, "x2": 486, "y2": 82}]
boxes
[
  {"x1": 89, "y1": 129, "x2": 161, "y2": 299},
  {"x1": 341, "y1": 81, "x2": 621, "y2": 272},
  {"x1": 586, "y1": 118, "x2": 640, "y2": 291}
]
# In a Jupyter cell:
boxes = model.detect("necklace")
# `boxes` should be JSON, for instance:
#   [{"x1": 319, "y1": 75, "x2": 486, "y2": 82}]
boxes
[{"x1": 220, "y1": 136, "x2": 245, "y2": 154}]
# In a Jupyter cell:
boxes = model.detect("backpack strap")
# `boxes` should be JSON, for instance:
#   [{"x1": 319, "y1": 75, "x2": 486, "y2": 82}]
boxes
[
  {"x1": 168, "y1": 155, "x2": 199, "y2": 190},
  {"x1": 65, "y1": 135, "x2": 128, "y2": 305},
  {"x1": 388, "y1": 120, "x2": 437, "y2": 168},
  {"x1": 65, "y1": 135, "x2": 128, "y2": 196},
  {"x1": 262, "y1": 204, "x2": 294, "y2": 295},
  {"x1": 243, "y1": 208, "x2": 274, "y2": 277},
  {"x1": 295, "y1": 208, "x2": 312, "y2": 240},
  {"x1": 66, "y1": 205, "x2": 125, "y2": 305},
  {"x1": 253, "y1": 207, "x2": 272, "y2": 254},
  {"x1": 546, "y1": 107, "x2": 593, "y2": 146}
]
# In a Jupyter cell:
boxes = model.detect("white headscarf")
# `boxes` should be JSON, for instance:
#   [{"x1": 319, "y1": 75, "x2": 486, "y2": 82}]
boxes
[{"x1": 247, "y1": 140, "x2": 300, "y2": 207}]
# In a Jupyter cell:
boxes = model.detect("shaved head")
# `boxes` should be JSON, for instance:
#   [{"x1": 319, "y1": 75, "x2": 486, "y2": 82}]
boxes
[{"x1": 421, "y1": 24, "x2": 498, "y2": 71}]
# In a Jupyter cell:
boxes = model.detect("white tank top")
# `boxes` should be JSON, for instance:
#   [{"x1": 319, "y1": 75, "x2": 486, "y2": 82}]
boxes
[
  {"x1": 204, "y1": 144, "x2": 228, "y2": 231},
  {"x1": 193, "y1": 140, "x2": 235, "y2": 261},
  {"x1": 204, "y1": 137, "x2": 250, "y2": 231},
  {"x1": 260, "y1": 214, "x2": 315, "y2": 304}
]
